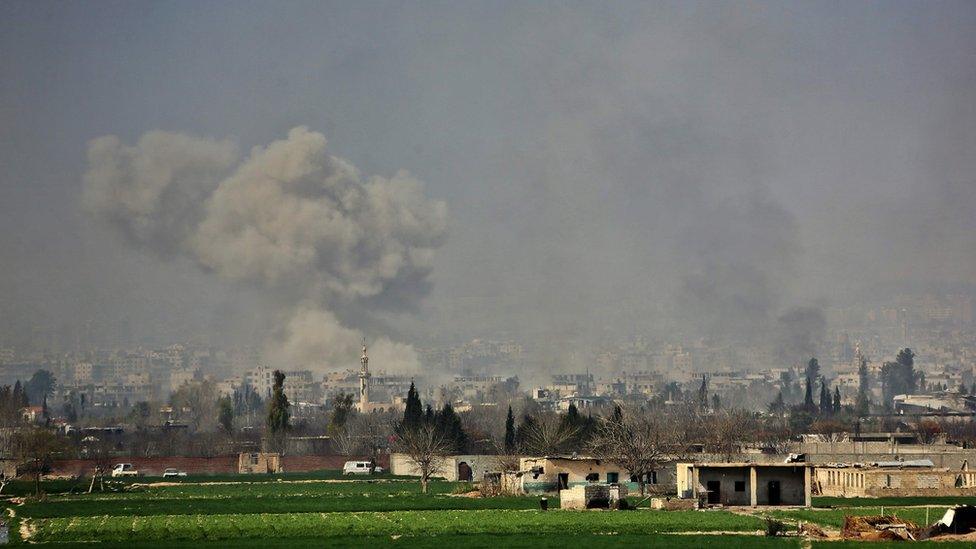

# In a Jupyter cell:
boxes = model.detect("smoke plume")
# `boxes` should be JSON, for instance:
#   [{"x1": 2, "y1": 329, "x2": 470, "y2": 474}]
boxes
[{"x1": 83, "y1": 127, "x2": 447, "y2": 371}]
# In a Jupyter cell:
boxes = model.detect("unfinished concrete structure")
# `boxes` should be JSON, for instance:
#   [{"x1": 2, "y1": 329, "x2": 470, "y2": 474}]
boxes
[
  {"x1": 816, "y1": 461, "x2": 976, "y2": 497},
  {"x1": 677, "y1": 462, "x2": 812, "y2": 507},
  {"x1": 518, "y1": 455, "x2": 673, "y2": 494}
]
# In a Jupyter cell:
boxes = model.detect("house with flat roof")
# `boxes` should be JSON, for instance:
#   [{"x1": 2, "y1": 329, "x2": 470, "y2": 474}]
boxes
[
  {"x1": 677, "y1": 462, "x2": 812, "y2": 507},
  {"x1": 518, "y1": 456, "x2": 673, "y2": 494}
]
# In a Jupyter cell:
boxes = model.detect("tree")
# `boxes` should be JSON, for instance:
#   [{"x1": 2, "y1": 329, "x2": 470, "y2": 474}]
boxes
[
  {"x1": 129, "y1": 401, "x2": 152, "y2": 429},
  {"x1": 707, "y1": 410, "x2": 750, "y2": 461},
  {"x1": 517, "y1": 412, "x2": 578, "y2": 455},
  {"x1": 25, "y1": 370, "x2": 56, "y2": 406},
  {"x1": 434, "y1": 402, "x2": 468, "y2": 453},
  {"x1": 401, "y1": 382, "x2": 423, "y2": 433},
  {"x1": 712, "y1": 393, "x2": 721, "y2": 411},
  {"x1": 768, "y1": 391, "x2": 786, "y2": 415},
  {"x1": 218, "y1": 396, "x2": 234, "y2": 433},
  {"x1": 169, "y1": 379, "x2": 219, "y2": 431},
  {"x1": 13, "y1": 381, "x2": 28, "y2": 408},
  {"x1": 11, "y1": 427, "x2": 62, "y2": 495},
  {"x1": 328, "y1": 392, "x2": 355, "y2": 436},
  {"x1": 589, "y1": 407, "x2": 681, "y2": 496},
  {"x1": 914, "y1": 419, "x2": 943, "y2": 444},
  {"x1": 805, "y1": 358, "x2": 820, "y2": 385},
  {"x1": 819, "y1": 380, "x2": 832, "y2": 415},
  {"x1": 503, "y1": 405, "x2": 516, "y2": 454},
  {"x1": 803, "y1": 375, "x2": 815, "y2": 412},
  {"x1": 393, "y1": 421, "x2": 451, "y2": 494},
  {"x1": 266, "y1": 370, "x2": 290, "y2": 452},
  {"x1": 855, "y1": 357, "x2": 871, "y2": 416},
  {"x1": 832, "y1": 386, "x2": 841, "y2": 414},
  {"x1": 881, "y1": 348, "x2": 918, "y2": 406}
]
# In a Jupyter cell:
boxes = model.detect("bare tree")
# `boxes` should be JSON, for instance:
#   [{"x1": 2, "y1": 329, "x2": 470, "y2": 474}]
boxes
[
  {"x1": 518, "y1": 412, "x2": 578, "y2": 455},
  {"x1": 588, "y1": 408, "x2": 681, "y2": 496},
  {"x1": 393, "y1": 422, "x2": 452, "y2": 494},
  {"x1": 912, "y1": 418, "x2": 944, "y2": 445},
  {"x1": 11, "y1": 426, "x2": 62, "y2": 495},
  {"x1": 705, "y1": 410, "x2": 751, "y2": 461},
  {"x1": 85, "y1": 436, "x2": 116, "y2": 493}
]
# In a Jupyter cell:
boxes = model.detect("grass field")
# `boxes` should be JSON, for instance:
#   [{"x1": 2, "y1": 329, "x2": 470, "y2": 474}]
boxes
[
  {"x1": 771, "y1": 506, "x2": 951, "y2": 529},
  {"x1": 813, "y1": 495, "x2": 976, "y2": 508},
  {"x1": 3, "y1": 475, "x2": 974, "y2": 546}
]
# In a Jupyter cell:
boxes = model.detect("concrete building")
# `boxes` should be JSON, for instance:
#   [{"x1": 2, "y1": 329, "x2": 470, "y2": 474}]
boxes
[
  {"x1": 518, "y1": 456, "x2": 672, "y2": 494},
  {"x1": 677, "y1": 462, "x2": 812, "y2": 507},
  {"x1": 815, "y1": 460, "x2": 976, "y2": 497}
]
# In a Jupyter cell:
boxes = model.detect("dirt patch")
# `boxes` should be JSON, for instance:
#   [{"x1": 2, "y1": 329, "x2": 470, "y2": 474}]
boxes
[{"x1": 842, "y1": 515, "x2": 919, "y2": 541}]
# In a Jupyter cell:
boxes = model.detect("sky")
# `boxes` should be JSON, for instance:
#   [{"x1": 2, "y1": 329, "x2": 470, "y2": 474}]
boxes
[{"x1": 1, "y1": 1, "x2": 975, "y2": 370}]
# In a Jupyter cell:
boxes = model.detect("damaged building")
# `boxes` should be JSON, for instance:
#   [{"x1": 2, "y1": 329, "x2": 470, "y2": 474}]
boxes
[{"x1": 816, "y1": 459, "x2": 976, "y2": 497}]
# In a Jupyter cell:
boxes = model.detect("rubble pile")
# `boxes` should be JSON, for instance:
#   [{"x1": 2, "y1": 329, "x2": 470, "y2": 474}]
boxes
[{"x1": 841, "y1": 515, "x2": 919, "y2": 541}]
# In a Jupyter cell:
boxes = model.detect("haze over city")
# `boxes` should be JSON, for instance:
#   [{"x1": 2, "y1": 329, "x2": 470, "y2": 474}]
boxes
[{"x1": 2, "y1": 1, "x2": 975, "y2": 377}]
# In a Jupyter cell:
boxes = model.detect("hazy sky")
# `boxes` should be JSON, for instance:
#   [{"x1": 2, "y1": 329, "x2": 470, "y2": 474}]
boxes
[{"x1": 2, "y1": 1, "x2": 975, "y2": 366}]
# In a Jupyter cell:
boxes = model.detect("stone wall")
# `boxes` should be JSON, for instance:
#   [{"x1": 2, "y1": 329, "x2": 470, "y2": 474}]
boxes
[{"x1": 389, "y1": 454, "x2": 507, "y2": 482}]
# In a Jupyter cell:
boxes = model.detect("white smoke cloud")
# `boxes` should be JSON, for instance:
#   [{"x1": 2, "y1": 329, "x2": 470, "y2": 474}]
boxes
[{"x1": 84, "y1": 127, "x2": 447, "y2": 371}]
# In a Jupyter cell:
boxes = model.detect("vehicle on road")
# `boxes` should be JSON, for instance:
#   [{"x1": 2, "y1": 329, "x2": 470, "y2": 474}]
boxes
[
  {"x1": 162, "y1": 468, "x2": 187, "y2": 478},
  {"x1": 343, "y1": 461, "x2": 382, "y2": 475},
  {"x1": 111, "y1": 463, "x2": 139, "y2": 477}
]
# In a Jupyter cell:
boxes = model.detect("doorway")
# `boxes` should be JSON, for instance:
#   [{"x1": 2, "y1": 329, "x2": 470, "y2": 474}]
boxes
[
  {"x1": 557, "y1": 473, "x2": 569, "y2": 490},
  {"x1": 457, "y1": 462, "x2": 472, "y2": 482},
  {"x1": 768, "y1": 480, "x2": 781, "y2": 505},
  {"x1": 706, "y1": 480, "x2": 721, "y2": 504}
]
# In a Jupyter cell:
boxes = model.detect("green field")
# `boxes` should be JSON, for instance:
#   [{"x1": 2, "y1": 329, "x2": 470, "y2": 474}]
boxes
[{"x1": 3, "y1": 475, "x2": 974, "y2": 547}]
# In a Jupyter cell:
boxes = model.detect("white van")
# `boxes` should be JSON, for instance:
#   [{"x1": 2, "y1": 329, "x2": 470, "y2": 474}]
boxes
[{"x1": 342, "y1": 461, "x2": 382, "y2": 475}]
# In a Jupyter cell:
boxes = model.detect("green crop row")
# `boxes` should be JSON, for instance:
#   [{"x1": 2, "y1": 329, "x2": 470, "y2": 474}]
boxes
[
  {"x1": 771, "y1": 506, "x2": 951, "y2": 528},
  {"x1": 16, "y1": 494, "x2": 546, "y2": 518},
  {"x1": 27, "y1": 509, "x2": 765, "y2": 543}
]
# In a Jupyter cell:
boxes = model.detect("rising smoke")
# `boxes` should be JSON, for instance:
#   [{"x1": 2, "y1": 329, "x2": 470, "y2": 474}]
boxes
[{"x1": 83, "y1": 127, "x2": 447, "y2": 371}]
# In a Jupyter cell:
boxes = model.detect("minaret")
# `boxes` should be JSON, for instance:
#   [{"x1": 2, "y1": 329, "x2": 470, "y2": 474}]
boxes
[
  {"x1": 853, "y1": 340, "x2": 863, "y2": 370},
  {"x1": 359, "y1": 339, "x2": 371, "y2": 410}
]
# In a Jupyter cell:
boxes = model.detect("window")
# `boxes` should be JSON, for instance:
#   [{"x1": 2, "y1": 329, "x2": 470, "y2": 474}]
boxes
[
  {"x1": 651, "y1": 471, "x2": 658, "y2": 485},
  {"x1": 249, "y1": 453, "x2": 259, "y2": 465},
  {"x1": 607, "y1": 472, "x2": 619, "y2": 483},
  {"x1": 734, "y1": 481, "x2": 746, "y2": 492}
]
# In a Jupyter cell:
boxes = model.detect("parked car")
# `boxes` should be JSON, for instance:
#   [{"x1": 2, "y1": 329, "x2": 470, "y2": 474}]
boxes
[
  {"x1": 162, "y1": 468, "x2": 187, "y2": 478},
  {"x1": 342, "y1": 461, "x2": 382, "y2": 475},
  {"x1": 111, "y1": 463, "x2": 139, "y2": 477}
]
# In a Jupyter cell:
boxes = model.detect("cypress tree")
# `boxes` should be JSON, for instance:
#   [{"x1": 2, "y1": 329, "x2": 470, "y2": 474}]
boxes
[
  {"x1": 435, "y1": 402, "x2": 467, "y2": 453},
  {"x1": 819, "y1": 379, "x2": 831, "y2": 415},
  {"x1": 266, "y1": 370, "x2": 290, "y2": 446},
  {"x1": 833, "y1": 386, "x2": 841, "y2": 414},
  {"x1": 402, "y1": 382, "x2": 423, "y2": 432},
  {"x1": 803, "y1": 376, "x2": 815, "y2": 411},
  {"x1": 504, "y1": 405, "x2": 516, "y2": 453}
]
